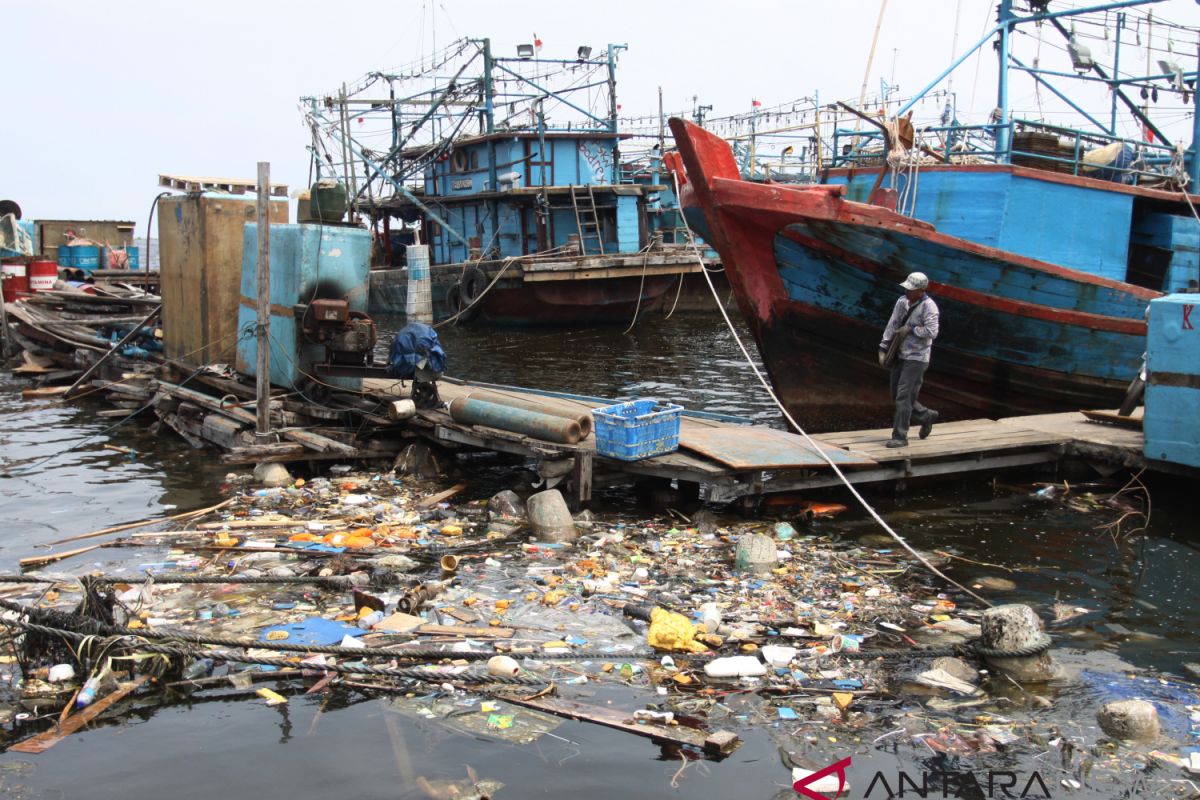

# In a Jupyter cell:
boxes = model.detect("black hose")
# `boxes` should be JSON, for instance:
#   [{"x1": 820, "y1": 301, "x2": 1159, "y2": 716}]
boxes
[{"x1": 145, "y1": 191, "x2": 169, "y2": 273}]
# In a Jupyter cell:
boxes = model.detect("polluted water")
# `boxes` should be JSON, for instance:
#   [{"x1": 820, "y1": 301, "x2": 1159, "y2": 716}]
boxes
[{"x1": 0, "y1": 315, "x2": 1196, "y2": 800}]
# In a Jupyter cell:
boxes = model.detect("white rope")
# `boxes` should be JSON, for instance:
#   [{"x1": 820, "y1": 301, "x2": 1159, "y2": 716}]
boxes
[{"x1": 671, "y1": 172, "x2": 992, "y2": 607}]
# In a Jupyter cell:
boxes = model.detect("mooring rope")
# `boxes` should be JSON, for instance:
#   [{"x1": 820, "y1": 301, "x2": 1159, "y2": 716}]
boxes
[{"x1": 670, "y1": 171, "x2": 992, "y2": 607}]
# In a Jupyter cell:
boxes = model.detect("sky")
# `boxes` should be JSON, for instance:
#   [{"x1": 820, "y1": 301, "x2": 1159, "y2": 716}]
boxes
[{"x1": 5, "y1": 0, "x2": 1199, "y2": 233}]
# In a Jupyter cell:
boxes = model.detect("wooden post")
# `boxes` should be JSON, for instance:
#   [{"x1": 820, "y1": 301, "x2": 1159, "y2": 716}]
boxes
[
  {"x1": 571, "y1": 450, "x2": 592, "y2": 509},
  {"x1": 255, "y1": 162, "x2": 271, "y2": 440}
]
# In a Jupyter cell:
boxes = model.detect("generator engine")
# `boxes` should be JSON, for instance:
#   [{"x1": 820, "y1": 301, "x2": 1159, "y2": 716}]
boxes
[{"x1": 298, "y1": 299, "x2": 377, "y2": 366}]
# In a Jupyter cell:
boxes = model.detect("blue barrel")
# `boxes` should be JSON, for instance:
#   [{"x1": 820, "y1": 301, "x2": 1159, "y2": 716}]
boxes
[
  {"x1": 58, "y1": 245, "x2": 76, "y2": 267},
  {"x1": 1144, "y1": 293, "x2": 1200, "y2": 467},
  {"x1": 127, "y1": 246, "x2": 140, "y2": 270},
  {"x1": 73, "y1": 245, "x2": 100, "y2": 271}
]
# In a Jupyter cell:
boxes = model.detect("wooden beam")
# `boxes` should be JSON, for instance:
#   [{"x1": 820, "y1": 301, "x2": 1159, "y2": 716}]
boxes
[{"x1": 497, "y1": 694, "x2": 739, "y2": 756}]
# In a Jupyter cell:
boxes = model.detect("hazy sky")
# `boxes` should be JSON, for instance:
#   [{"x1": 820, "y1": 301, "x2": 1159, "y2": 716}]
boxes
[{"x1": 6, "y1": 0, "x2": 1198, "y2": 234}]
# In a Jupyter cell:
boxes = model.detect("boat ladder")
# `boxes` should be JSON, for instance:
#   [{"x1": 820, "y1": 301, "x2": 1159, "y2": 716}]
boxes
[{"x1": 570, "y1": 185, "x2": 605, "y2": 255}]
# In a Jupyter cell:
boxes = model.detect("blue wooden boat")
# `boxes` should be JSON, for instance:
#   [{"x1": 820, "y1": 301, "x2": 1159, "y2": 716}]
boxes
[{"x1": 670, "y1": 0, "x2": 1200, "y2": 429}]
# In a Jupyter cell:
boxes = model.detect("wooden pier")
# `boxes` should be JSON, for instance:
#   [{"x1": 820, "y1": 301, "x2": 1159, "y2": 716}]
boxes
[{"x1": 363, "y1": 377, "x2": 1172, "y2": 506}]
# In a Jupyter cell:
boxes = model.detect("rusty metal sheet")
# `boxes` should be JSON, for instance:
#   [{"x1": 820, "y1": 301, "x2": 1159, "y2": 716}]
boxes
[{"x1": 679, "y1": 426, "x2": 876, "y2": 470}]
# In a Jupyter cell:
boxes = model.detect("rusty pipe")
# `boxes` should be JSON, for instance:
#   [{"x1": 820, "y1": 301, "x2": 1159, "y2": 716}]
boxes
[{"x1": 449, "y1": 397, "x2": 582, "y2": 444}]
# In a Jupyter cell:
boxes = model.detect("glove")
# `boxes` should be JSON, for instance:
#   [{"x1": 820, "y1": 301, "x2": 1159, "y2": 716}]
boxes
[{"x1": 878, "y1": 350, "x2": 887, "y2": 367}]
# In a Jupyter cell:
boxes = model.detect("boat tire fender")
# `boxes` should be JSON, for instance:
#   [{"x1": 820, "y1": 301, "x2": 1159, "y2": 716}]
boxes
[{"x1": 456, "y1": 266, "x2": 486, "y2": 321}]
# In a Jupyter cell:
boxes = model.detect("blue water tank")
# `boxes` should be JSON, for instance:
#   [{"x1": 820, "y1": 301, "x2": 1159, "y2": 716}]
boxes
[
  {"x1": 1144, "y1": 293, "x2": 1200, "y2": 467},
  {"x1": 236, "y1": 223, "x2": 371, "y2": 390},
  {"x1": 73, "y1": 245, "x2": 100, "y2": 271}
]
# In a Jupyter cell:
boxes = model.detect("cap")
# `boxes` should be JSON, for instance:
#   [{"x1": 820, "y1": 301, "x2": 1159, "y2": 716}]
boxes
[{"x1": 900, "y1": 272, "x2": 929, "y2": 291}]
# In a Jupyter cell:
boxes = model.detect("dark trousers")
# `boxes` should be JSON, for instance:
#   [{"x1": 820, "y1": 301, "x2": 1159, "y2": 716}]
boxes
[{"x1": 890, "y1": 358, "x2": 935, "y2": 442}]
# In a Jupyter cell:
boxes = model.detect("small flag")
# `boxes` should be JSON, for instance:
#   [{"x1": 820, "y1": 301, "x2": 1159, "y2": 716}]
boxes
[
  {"x1": 751, "y1": 98, "x2": 762, "y2": 108},
  {"x1": 533, "y1": 33, "x2": 543, "y2": 52}
]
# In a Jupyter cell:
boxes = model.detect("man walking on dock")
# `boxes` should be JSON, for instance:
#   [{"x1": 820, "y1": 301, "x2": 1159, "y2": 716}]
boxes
[{"x1": 879, "y1": 272, "x2": 939, "y2": 448}]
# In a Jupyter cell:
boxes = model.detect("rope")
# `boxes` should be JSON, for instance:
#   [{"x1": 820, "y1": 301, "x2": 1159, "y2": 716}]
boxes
[
  {"x1": 0, "y1": 574, "x2": 364, "y2": 587},
  {"x1": 670, "y1": 172, "x2": 992, "y2": 608},
  {"x1": 0, "y1": 618, "x2": 542, "y2": 685},
  {"x1": 435, "y1": 257, "x2": 518, "y2": 328},
  {"x1": 621, "y1": 245, "x2": 653, "y2": 334},
  {"x1": 971, "y1": 633, "x2": 1052, "y2": 659},
  {"x1": 0, "y1": 597, "x2": 649, "y2": 661}
]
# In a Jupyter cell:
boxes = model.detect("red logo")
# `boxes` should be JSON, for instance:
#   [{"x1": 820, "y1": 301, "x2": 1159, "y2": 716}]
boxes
[
  {"x1": 793, "y1": 756, "x2": 852, "y2": 800},
  {"x1": 1184, "y1": 304, "x2": 1194, "y2": 331}
]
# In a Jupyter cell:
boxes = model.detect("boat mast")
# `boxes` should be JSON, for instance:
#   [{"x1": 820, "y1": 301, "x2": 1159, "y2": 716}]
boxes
[
  {"x1": 1192, "y1": 41, "x2": 1200, "y2": 188},
  {"x1": 996, "y1": 0, "x2": 1014, "y2": 162}
]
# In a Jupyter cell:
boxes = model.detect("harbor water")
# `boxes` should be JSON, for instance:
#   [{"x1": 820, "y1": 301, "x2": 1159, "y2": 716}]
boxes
[{"x1": 0, "y1": 313, "x2": 1196, "y2": 799}]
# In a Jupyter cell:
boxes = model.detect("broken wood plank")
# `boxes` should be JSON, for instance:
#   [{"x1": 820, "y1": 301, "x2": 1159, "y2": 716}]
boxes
[
  {"x1": 46, "y1": 498, "x2": 235, "y2": 546},
  {"x1": 19, "y1": 544, "x2": 103, "y2": 569},
  {"x1": 20, "y1": 386, "x2": 70, "y2": 399},
  {"x1": 415, "y1": 482, "x2": 469, "y2": 509},
  {"x1": 497, "y1": 694, "x2": 740, "y2": 756},
  {"x1": 158, "y1": 382, "x2": 358, "y2": 455},
  {"x1": 416, "y1": 624, "x2": 514, "y2": 639},
  {"x1": 9, "y1": 676, "x2": 149, "y2": 753}
]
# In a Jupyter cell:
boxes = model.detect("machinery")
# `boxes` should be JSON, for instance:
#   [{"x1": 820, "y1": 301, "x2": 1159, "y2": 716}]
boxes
[{"x1": 299, "y1": 298, "x2": 377, "y2": 369}]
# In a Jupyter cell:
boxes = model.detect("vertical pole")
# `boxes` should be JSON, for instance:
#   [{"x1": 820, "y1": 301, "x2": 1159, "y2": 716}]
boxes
[
  {"x1": 657, "y1": 86, "x2": 665, "y2": 154},
  {"x1": 482, "y1": 39, "x2": 499, "y2": 254},
  {"x1": 607, "y1": 44, "x2": 620, "y2": 183},
  {"x1": 996, "y1": 0, "x2": 1013, "y2": 160},
  {"x1": 255, "y1": 162, "x2": 272, "y2": 439},
  {"x1": 1111, "y1": 13, "x2": 1123, "y2": 134},
  {"x1": 1190, "y1": 42, "x2": 1200, "y2": 190}
]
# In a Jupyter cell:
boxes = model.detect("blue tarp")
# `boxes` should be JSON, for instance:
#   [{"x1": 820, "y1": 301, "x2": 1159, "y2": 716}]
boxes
[
  {"x1": 259, "y1": 616, "x2": 366, "y2": 646},
  {"x1": 386, "y1": 322, "x2": 446, "y2": 379}
]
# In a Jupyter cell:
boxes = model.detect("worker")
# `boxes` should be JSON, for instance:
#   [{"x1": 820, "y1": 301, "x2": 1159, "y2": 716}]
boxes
[{"x1": 878, "y1": 272, "x2": 940, "y2": 448}]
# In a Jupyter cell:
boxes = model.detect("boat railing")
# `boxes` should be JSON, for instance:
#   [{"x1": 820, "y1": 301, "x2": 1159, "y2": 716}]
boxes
[{"x1": 828, "y1": 118, "x2": 1182, "y2": 186}]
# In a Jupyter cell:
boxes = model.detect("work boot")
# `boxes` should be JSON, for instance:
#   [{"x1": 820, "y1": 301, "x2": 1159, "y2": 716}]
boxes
[
  {"x1": 885, "y1": 438, "x2": 908, "y2": 448},
  {"x1": 919, "y1": 411, "x2": 939, "y2": 440}
]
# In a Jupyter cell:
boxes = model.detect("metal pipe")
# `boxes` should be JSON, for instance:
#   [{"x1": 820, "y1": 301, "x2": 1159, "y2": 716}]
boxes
[
  {"x1": 449, "y1": 397, "x2": 583, "y2": 444},
  {"x1": 466, "y1": 390, "x2": 592, "y2": 436},
  {"x1": 255, "y1": 162, "x2": 271, "y2": 439}
]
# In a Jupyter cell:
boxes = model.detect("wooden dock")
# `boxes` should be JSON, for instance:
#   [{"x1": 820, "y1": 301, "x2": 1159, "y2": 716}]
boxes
[{"x1": 363, "y1": 377, "x2": 1171, "y2": 505}]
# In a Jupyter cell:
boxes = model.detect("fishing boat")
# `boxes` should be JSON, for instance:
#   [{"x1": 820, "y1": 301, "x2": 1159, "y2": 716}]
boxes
[
  {"x1": 670, "y1": 0, "x2": 1200, "y2": 429},
  {"x1": 302, "y1": 39, "x2": 720, "y2": 326}
]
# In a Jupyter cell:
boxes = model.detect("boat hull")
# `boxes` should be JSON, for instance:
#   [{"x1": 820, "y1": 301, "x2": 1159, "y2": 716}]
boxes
[{"x1": 669, "y1": 117, "x2": 1158, "y2": 429}]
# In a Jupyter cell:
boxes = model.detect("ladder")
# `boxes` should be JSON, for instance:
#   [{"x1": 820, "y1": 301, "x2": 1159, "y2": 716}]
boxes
[{"x1": 570, "y1": 185, "x2": 605, "y2": 255}]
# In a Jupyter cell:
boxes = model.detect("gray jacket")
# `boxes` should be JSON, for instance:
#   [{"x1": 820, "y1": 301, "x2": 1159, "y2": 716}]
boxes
[{"x1": 880, "y1": 294, "x2": 939, "y2": 363}]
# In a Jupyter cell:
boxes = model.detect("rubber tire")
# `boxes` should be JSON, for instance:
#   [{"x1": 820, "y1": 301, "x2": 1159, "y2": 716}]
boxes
[{"x1": 456, "y1": 266, "x2": 486, "y2": 322}]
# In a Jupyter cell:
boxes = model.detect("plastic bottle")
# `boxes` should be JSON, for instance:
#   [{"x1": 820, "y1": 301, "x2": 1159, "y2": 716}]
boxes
[
  {"x1": 76, "y1": 676, "x2": 101, "y2": 709},
  {"x1": 360, "y1": 610, "x2": 385, "y2": 629},
  {"x1": 183, "y1": 658, "x2": 214, "y2": 680},
  {"x1": 699, "y1": 603, "x2": 722, "y2": 633}
]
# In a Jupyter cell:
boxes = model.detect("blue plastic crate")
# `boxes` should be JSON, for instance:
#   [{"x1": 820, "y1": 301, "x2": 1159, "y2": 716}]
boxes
[{"x1": 592, "y1": 399, "x2": 682, "y2": 461}]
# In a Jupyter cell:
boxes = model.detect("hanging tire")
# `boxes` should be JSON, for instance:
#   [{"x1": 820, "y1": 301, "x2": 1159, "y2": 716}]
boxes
[{"x1": 455, "y1": 266, "x2": 486, "y2": 322}]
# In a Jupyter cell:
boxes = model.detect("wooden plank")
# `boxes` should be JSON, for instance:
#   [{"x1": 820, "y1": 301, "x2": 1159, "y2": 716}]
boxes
[
  {"x1": 415, "y1": 624, "x2": 513, "y2": 639},
  {"x1": 159, "y1": 382, "x2": 358, "y2": 455},
  {"x1": 521, "y1": 263, "x2": 703, "y2": 282},
  {"x1": 415, "y1": 482, "x2": 469, "y2": 509},
  {"x1": 497, "y1": 694, "x2": 739, "y2": 756},
  {"x1": 9, "y1": 677, "x2": 149, "y2": 753},
  {"x1": 46, "y1": 498, "x2": 235, "y2": 545},
  {"x1": 20, "y1": 544, "x2": 103, "y2": 569},
  {"x1": 679, "y1": 426, "x2": 876, "y2": 469}
]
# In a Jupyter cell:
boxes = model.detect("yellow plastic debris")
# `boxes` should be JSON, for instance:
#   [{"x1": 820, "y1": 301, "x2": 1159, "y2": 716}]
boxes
[
  {"x1": 265, "y1": 630, "x2": 290, "y2": 641},
  {"x1": 832, "y1": 692, "x2": 855, "y2": 711},
  {"x1": 257, "y1": 688, "x2": 288, "y2": 706},
  {"x1": 646, "y1": 607, "x2": 707, "y2": 653},
  {"x1": 440, "y1": 524, "x2": 463, "y2": 536}
]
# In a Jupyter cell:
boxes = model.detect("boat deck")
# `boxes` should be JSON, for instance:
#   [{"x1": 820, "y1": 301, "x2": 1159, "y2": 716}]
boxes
[{"x1": 363, "y1": 377, "x2": 1169, "y2": 504}]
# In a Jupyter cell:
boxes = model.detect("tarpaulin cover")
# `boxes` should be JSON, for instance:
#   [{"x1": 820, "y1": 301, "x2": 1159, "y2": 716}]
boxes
[{"x1": 386, "y1": 322, "x2": 446, "y2": 379}]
